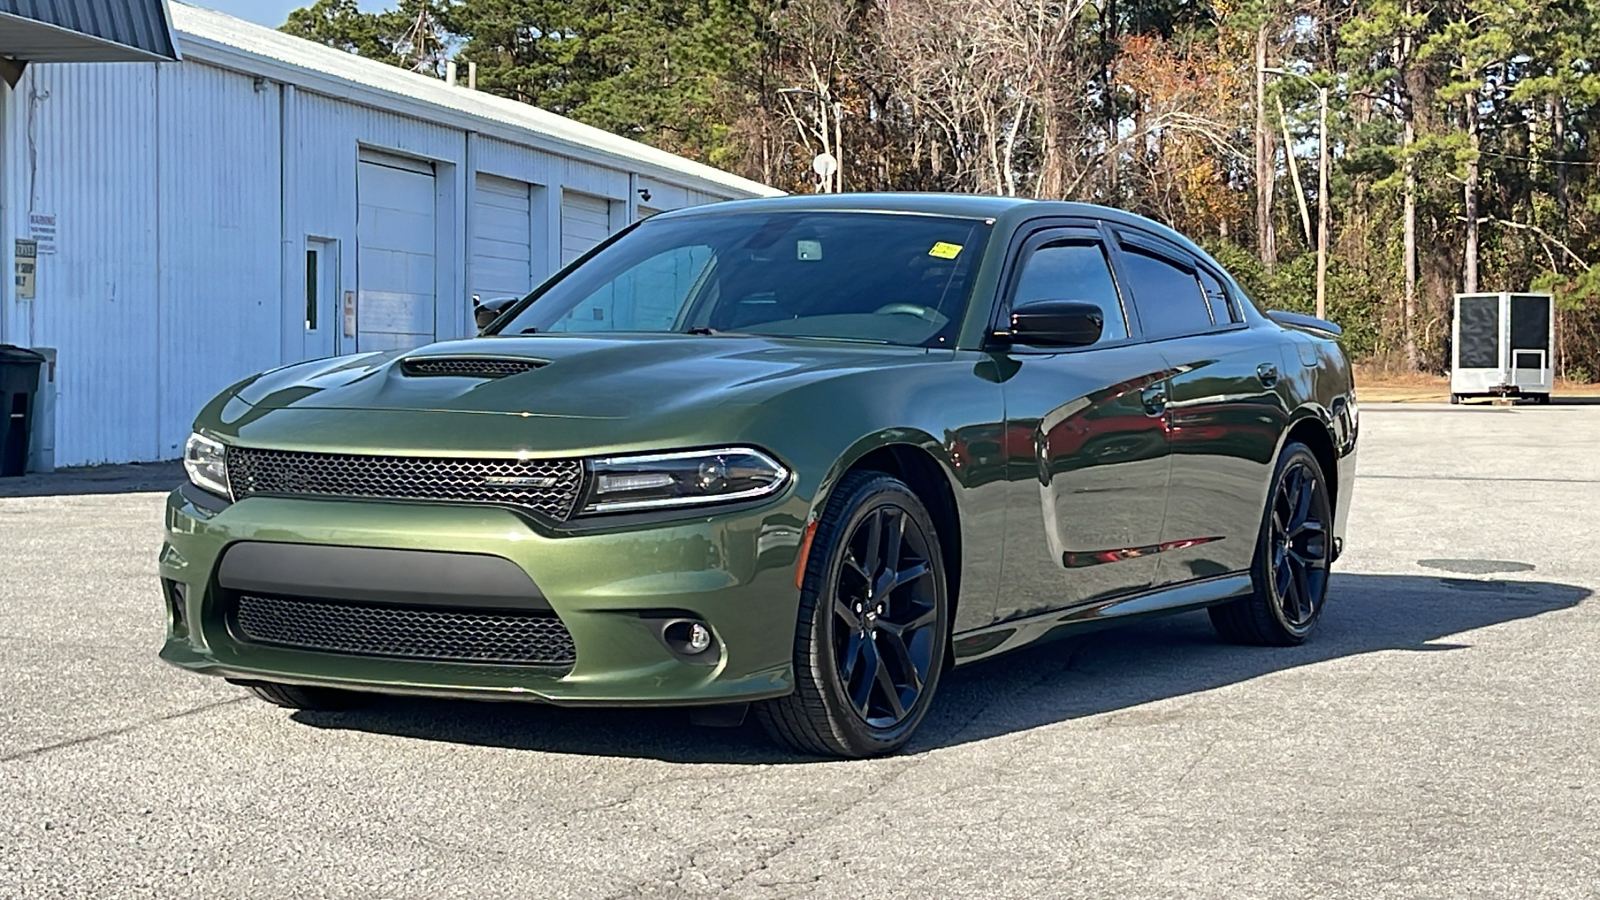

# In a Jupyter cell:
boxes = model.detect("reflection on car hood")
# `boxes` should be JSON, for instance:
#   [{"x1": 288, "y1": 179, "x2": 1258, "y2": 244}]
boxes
[{"x1": 227, "y1": 334, "x2": 937, "y2": 418}]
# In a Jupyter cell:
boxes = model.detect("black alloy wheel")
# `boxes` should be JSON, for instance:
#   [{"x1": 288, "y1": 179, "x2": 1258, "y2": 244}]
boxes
[
  {"x1": 757, "y1": 472, "x2": 949, "y2": 757},
  {"x1": 1210, "y1": 441, "x2": 1332, "y2": 646},
  {"x1": 833, "y1": 503, "x2": 941, "y2": 729}
]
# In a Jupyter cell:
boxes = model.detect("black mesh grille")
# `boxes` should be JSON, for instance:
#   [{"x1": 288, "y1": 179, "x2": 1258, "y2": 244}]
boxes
[
  {"x1": 401, "y1": 357, "x2": 545, "y2": 378},
  {"x1": 226, "y1": 448, "x2": 584, "y2": 520},
  {"x1": 232, "y1": 594, "x2": 577, "y2": 667}
]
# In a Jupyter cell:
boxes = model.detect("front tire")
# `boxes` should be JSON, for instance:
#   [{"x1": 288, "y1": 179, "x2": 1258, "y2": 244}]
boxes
[
  {"x1": 756, "y1": 472, "x2": 949, "y2": 758},
  {"x1": 1210, "y1": 441, "x2": 1333, "y2": 646},
  {"x1": 231, "y1": 680, "x2": 372, "y2": 711}
]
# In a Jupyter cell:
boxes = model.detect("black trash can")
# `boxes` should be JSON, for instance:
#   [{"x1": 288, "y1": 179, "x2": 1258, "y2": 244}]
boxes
[{"x1": 0, "y1": 345, "x2": 46, "y2": 477}]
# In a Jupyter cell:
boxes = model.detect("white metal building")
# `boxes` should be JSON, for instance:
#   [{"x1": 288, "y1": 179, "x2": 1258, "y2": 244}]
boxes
[{"x1": 0, "y1": 2, "x2": 779, "y2": 469}]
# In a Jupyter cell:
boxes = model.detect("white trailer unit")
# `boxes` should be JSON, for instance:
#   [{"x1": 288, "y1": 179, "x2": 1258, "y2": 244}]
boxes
[{"x1": 1450, "y1": 292, "x2": 1555, "y2": 404}]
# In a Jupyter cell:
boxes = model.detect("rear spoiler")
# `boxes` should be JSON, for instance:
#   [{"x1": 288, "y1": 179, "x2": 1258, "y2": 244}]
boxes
[{"x1": 1267, "y1": 309, "x2": 1342, "y2": 338}]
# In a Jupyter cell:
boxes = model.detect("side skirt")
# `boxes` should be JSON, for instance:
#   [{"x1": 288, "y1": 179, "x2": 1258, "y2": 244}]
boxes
[{"x1": 948, "y1": 573, "x2": 1253, "y2": 665}]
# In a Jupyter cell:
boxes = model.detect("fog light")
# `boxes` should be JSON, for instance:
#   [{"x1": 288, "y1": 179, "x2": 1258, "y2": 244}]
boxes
[{"x1": 659, "y1": 618, "x2": 717, "y2": 662}]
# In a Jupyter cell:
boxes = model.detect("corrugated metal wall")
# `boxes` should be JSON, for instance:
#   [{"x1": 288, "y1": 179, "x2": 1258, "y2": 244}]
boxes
[
  {"x1": 2, "y1": 57, "x2": 750, "y2": 468},
  {"x1": 5, "y1": 63, "x2": 162, "y2": 465},
  {"x1": 155, "y1": 61, "x2": 281, "y2": 458},
  {"x1": 287, "y1": 92, "x2": 465, "y2": 357}
]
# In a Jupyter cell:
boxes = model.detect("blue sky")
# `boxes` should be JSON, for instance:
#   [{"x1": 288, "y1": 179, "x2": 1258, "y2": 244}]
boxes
[{"x1": 184, "y1": 0, "x2": 384, "y2": 28}]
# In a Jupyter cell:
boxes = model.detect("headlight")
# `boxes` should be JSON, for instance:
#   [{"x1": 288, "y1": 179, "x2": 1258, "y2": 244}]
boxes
[
  {"x1": 183, "y1": 432, "x2": 231, "y2": 499},
  {"x1": 579, "y1": 447, "x2": 789, "y2": 514}
]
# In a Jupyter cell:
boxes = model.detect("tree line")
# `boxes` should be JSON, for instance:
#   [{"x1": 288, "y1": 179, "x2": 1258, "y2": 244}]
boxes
[{"x1": 284, "y1": 0, "x2": 1600, "y2": 378}]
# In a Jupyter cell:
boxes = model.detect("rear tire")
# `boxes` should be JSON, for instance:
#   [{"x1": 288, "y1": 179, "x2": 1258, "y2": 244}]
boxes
[
  {"x1": 756, "y1": 472, "x2": 949, "y2": 758},
  {"x1": 1210, "y1": 441, "x2": 1333, "y2": 646},
  {"x1": 1449, "y1": 393, "x2": 1461, "y2": 405},
  {"x1": 232, "y1": 680, "x2": 372, "y2": 711}
]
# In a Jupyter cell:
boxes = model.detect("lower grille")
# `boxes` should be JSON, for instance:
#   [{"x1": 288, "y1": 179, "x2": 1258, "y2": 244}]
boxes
[{"x1": 232, "y1": 594, "x2": 576, "y2": 667}]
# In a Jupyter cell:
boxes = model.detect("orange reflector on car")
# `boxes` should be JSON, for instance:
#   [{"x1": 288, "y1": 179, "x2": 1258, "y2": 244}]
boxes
[{"x1": 794, "y1": 520, "x2": 819, "y2": 590}]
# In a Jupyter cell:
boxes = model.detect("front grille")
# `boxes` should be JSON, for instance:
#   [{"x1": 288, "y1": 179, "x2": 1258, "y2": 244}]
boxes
[
  {"x1": 226, "y1": 447, "x2": 584, "y2": 520},
  {"x1": 401, "y1": 357, "x2": 545, "y2": 378},
  {"x1": 232, "y1": 594, "x2": 577, "y2": 667}
]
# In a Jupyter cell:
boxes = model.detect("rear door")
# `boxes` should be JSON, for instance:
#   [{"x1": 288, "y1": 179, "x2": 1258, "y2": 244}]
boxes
[
  {"x1": 1109, "y1": 228, "x2": 1289, "y2": 584},
  {"x1": 994, "y1": 225, "x2": 1174, "y2": 623}
]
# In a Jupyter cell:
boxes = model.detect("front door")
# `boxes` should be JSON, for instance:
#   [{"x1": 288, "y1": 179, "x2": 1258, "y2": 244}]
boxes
[{"x1": 995, "y1": 226, "x2": 1174, "y2": 623}]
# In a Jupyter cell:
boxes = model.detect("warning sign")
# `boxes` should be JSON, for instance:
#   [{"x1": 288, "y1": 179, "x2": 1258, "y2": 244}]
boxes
[
  {"x1": 27, "y1": 213, "x2": 57, "y2": 255},
  {"x1": 14, "y1": 239, "x2": 36, "y2": 300}
]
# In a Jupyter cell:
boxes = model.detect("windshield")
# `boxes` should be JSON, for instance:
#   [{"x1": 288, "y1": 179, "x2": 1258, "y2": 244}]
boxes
[{"x1": 494, "y1": 211, "x2": 990, "y2": 347}]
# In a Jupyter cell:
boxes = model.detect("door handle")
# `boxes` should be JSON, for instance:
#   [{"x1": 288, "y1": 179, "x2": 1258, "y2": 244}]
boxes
[
  {"x1": 1257, "y1": 363, "x2": 1280, "y2": 388},
  {"x1": 1141, "y1": 385, "x2": 1168, "y2": 416}
]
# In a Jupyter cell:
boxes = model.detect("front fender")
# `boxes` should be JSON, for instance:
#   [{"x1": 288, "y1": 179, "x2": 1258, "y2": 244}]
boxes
[{"x1": 739, "y1": 352, "x2": 1009, "y2": 633}]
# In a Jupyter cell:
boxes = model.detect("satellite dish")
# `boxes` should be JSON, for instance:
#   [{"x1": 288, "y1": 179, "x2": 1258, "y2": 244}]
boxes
[{"x1": 812, "y1": 153, "x2": 838, "y2": 178}]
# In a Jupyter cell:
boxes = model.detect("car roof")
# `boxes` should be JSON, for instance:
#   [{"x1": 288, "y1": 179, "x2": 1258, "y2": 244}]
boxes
[
  {"x1": 656, "y1": 193, "x2": 1227, "y2": 278},
  {"x1": 657, "y1": 192, "x2": 1034, "y2": 220}
]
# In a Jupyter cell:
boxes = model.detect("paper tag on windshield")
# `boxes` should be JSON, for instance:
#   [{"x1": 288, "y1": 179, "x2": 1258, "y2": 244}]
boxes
[{"x1": 928, "y1": 242, "x2": 963, "y2": 259}]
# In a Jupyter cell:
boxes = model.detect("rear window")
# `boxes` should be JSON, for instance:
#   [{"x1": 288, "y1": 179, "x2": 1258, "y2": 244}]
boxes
[{"x1": 1119, "y1": 248, "x2": 1214, "y2": 339}]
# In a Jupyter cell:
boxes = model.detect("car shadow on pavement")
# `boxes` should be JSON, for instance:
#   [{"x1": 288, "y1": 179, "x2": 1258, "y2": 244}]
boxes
[
  {"x1": 290, "y1": 572, "x2": 1589, "y2": 763},
  {"x1": 0, "y1": 461, "x2": 183, "y2": 498}
]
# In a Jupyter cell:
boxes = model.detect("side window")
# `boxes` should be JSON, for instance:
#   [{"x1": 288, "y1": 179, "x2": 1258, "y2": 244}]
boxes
[
  {"x1": 1011, "y1": 239, "x2": 1129, "y2": 342},
  {"x1": 551, "y1": 244, "x2": 714, "y2": 333},
  {"x1": 1197, "y1": 269, "x2": 1239, "y2": 324},
  {"x1": 1118, "y1": 246, "x2": 1213, "y2": 339}
]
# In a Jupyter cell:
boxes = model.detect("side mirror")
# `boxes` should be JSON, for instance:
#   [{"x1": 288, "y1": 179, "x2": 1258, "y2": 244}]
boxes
[
  {"x1": 474, "y1": 296, "x2": 521, "y2": 333},
  {"x1": 1007, "y1": 300, "x2": 1103, "y2": 347}
]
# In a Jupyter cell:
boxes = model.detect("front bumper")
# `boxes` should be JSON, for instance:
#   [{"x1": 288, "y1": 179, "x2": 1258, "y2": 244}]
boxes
[{"x1": 158, "y1": 487, "x2": 809, "y2": 706}]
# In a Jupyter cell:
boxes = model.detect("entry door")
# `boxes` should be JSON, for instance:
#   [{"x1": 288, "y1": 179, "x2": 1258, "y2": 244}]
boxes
[
  {"x1": 995, "y1": 227, "x2": 1173, "y2": 623},
  {"x1": 356, "y1": 153, "x2": 437, "y2": 352},
  {"x1": 303, "y1": 237, "x2": 341, "y2": 359},
  {"x1": 472, "y1": 173, "x2": 534, "y2": 305}
]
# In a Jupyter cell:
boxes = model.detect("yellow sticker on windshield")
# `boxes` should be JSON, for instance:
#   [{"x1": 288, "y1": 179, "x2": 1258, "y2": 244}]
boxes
[{"x1": 928, "y1": 242, "x2": 963, "y2": 259}]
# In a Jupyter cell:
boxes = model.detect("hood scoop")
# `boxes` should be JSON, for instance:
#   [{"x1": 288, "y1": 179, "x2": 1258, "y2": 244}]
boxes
[{"x1": 399, "y1": 356, "x2": 548, "y2": 379}]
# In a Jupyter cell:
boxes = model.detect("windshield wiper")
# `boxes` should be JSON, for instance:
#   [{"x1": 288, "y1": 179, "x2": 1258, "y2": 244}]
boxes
[{"x1": 684, "y1": 326, "x2": 725, "y2": 336}]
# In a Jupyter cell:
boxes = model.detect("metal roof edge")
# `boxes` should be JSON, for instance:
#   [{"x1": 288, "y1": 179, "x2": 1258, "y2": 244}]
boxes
[
  {"x1": 169, "y1": 8, "x2": 779, "y2": 200},
  {"x1": 157, "y1": 0, "x2": 183, "y2": 61},
  {"x1": 0, "y1": 10, "x2": 178, "y2": 63}
]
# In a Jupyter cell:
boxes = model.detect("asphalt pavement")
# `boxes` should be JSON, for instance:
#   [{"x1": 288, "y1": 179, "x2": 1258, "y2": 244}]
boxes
[{"x1": 1, "y1": 403, "x2": 1597, "y2": 899}]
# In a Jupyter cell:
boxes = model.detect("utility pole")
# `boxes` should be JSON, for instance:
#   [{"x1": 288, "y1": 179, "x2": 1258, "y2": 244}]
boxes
[
  {"x1": 1316, "y1": 85, "x2": 1329, "y2": 321},
  {"x1": 1263, "y1": 67, "x2": 1331, "y2": 321}
]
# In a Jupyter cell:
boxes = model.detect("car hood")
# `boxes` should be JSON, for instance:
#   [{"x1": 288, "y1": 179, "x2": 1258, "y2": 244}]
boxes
[
  {"x1": 202, "y1": 334, "x2": 949, "y2": 455},
  {"x1": 232, "y1": 334, "x2": 936, "y2": 415}
]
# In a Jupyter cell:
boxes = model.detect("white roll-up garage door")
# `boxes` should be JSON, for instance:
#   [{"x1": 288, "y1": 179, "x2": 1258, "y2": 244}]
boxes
[
  {"x1": 357, "y1": 152, "x2": 437, "y2": 352},
  {"x1": 561, "y1": 191, "x2": 613, "y2": 266},
  {"x1": 472, "y1": 174, "x2": 534, "y2": 303}
]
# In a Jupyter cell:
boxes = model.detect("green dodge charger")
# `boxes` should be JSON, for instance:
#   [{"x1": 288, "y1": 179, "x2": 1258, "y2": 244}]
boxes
[{"x1": 161, "y1": 194, "x2": 1357, "y2": 758}]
